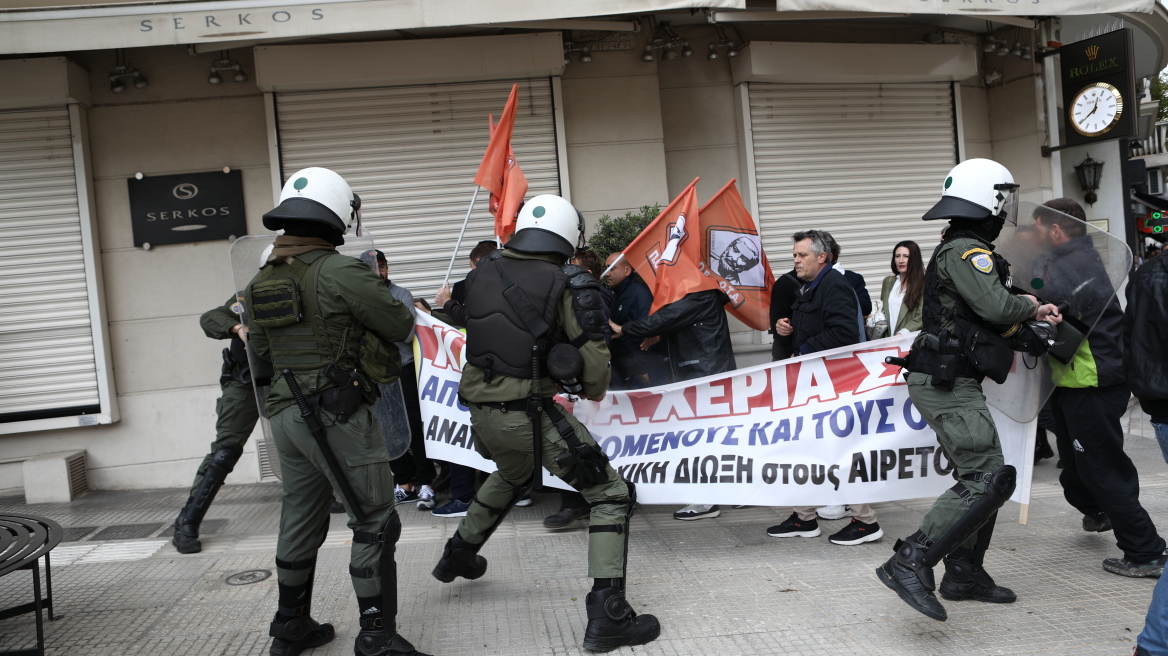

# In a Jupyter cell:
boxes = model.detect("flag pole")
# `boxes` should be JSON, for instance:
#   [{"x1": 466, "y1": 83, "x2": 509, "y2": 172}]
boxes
[
  {"x1": 600, "y1": 252, "x2": 626, "y2": 280},
  {"x1": 443, "y1": 186, "x2": 480, "y2": 287}
]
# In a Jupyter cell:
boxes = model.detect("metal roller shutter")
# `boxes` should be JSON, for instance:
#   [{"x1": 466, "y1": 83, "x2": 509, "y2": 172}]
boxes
[
  {"x1": 0, "y1": 107, "x2": 100, "y2": 420},
  {"x1": 276, "y1": 78, "x2": 561, "y2": 296},
  {"x1": 749, "y1": 82, "x2": 957, "y2": 285}
]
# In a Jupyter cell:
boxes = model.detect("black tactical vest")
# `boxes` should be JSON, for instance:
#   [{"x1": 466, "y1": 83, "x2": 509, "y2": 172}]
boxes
[{"x1": 464, "y1": 255, "x2": 568, "y2": 380}]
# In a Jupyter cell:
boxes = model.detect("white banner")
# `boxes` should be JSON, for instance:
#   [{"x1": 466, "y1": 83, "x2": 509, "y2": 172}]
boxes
[{"x1": 413, "y1": 312, "x2": 1035, "y2": 507}]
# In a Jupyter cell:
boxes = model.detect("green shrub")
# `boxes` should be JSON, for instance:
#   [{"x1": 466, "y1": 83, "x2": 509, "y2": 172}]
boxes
[{"x1": 587, "y1": 204, "x2": 661, "y2": 261}]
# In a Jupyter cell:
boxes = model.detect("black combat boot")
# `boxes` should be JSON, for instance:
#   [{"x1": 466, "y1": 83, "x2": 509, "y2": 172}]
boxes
[
  {"x1": 431, "y1": 531, "x2": 487, "y2": 583},
  {"x1": 582, "y1": 586, "x2": 661, "y2": 652},
  {"x1": 939, "y1": 549, "x2": 1016, "y2": 603},
  {"x1": 268, "y1": 612, "x2": 335, "y2": 656},
  {"x1": 354, "y1": 616, "x2": 431, "y2": 656},
  {"x1": 876, "y1": 533, "x2": 947, "y2": 621},
  {"x1": 172, "y1": 496, "x2": 201, "y2": 554}
]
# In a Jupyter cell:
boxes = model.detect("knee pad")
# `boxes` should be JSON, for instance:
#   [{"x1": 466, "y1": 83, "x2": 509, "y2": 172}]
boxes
[{"x1": 207, "y1": 443, "x2": 245, "y2": 482}]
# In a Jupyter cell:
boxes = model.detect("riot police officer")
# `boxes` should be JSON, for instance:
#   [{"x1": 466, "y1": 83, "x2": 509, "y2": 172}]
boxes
[
  {"x1": 245, "y1": 167, "x2": 427, "y2": 656},
  {"x1": 430, "y1": 195, "x2": 661, "y2": 652},
  {"x1": 172, "y1": 297, "x2": 258, "y2": 554},
  {"x1": 877, "y1": 159, "x2": 1062, "y2": 621}
]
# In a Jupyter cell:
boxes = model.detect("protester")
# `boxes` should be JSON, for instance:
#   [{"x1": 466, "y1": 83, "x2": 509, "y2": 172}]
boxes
[
  {"x1": 824, "y1": 233, "x2": 872, "y2": 319},
  {"x1": 611, "y1": 288, "x2": 735, "y2": 521},
  {"x1": 1125, "y1": 235, "x2": 1168, "y2": 463},
  {"x1": 604, "y1": 252, "x2": 668, "y2": 388},
  {"x1": 769, "y1": 229, "x2": 880, "y2": 545},
  {"x1": 880, "y1": 240, "x2": 925, "y2": 335},
  {"x1": 768, "y1": 268, "x2": 803, "y2": 360},
  {"x1": 1034, "y1": 198, "x2": 1167, "y2": 578}
]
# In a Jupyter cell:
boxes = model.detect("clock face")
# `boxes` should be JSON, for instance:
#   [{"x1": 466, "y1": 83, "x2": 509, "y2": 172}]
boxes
[{"x1": 1070, "y1": 83, "x2": 1124, "y2": 137}]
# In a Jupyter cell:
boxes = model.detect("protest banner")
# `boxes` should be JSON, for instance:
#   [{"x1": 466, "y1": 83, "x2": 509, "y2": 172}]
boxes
[{"x1": 412, "y1": 311, "x2": 1037, "y2": 509}]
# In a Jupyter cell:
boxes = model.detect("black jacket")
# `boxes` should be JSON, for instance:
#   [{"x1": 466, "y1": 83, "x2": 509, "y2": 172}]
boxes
[
  {"x1": 843, "y1": 269, "x2": 873, "y2": 316},
  {"x1": 1125, "y1": 254, "x2": 1168, "y2": 423},
  {"x1": 622, "y1": 289, "x2": 736, "y2": 381},
  {"x1": 609, "y1": 276, "x2": 666, "y2": 385},
  {"x1": 791, "y1": 266, "x2": 862, "y2": 354},
  {"x1": 768, "y1": 269, "x2": 802, "y2": 360}
]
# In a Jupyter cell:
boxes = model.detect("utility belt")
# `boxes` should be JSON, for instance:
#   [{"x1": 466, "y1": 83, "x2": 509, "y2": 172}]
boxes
[
  {"x1": 473, "y1": 396, "x2": 610, "y2": 488},
  {"x1": 303, "y1": 363, "x2": 371, "y2": 423},
  {"x1": 902, "y1": 329, "x2": 990, "y2": 391}
]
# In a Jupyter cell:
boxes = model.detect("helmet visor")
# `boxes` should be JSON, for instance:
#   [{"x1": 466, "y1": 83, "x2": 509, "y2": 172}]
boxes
[{"x1": 995, "y1": 183, "x2": 1020, "y2": 226}]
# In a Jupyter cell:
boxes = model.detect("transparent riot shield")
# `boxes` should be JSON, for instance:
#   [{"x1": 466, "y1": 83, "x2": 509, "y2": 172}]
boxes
[
  {"x1": 229, "y1": 234, "x2": 379, "y2": 480},
  {"x1": 981, "y1": 200, "x2": 1132, "y2": 422},
  {"x1": 356, "y1": 247, "x2": 413, "y2": 460}
]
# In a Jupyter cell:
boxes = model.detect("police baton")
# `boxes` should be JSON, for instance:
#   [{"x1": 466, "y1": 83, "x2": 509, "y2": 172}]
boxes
[
  {"x1": 282, "y1": 369, "x2": 366, "y2": 523},
  {"x1": 528, "y1": 345, "x2": 543, "y2": 490}
]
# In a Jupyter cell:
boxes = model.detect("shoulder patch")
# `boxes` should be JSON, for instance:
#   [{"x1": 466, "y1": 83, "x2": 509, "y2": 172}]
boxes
[
  {"x1": 960, "y1": 247, "x2": 992, "y2": 260},
  {"x1": 969, "y1": 253, "x2": 994, "y2": 274},
  {"x1": 230, "y1": 302, "x2": 244, "y2": 315}
]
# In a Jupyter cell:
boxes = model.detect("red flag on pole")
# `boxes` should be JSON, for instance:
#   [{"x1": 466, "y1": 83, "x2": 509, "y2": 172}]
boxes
[
  {"x1": 623, "y1": 178, "x2": 719, "y2": 314},
  {"x1": 699, "y1": 179, "x2": 775, "y2": 330},
  {"x1": 473, "y1": 84, "x2": 528, "y2": 242}
]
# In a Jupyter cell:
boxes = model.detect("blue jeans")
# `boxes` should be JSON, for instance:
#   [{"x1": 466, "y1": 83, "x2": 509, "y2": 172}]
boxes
[
  {"x1": 1154, "y1": 422, "x2": 1168, "y2": 464},
  {"x1": 1140, "y1": 572, "x2": 1168, "y2": 655}
]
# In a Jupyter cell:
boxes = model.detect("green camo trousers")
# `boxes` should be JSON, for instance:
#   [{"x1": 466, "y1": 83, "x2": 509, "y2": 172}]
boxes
[
  {"x1": 457, "y1": 404, "x2": 631, "y2": 579},
  {"x1": 906, "y1": 373, "x2": 1005, "y2": 550},
  {"x1": 188, "y1": 381, "x2": 259, "y2": 496},
  {"x1": 270, "y1": 404, "x2": 397, "y2": 600}
]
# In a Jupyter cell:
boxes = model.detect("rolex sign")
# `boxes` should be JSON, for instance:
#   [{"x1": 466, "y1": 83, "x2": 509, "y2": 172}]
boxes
[{"x1": 127, "y1": 169, "x2": 247, "y2": 247}]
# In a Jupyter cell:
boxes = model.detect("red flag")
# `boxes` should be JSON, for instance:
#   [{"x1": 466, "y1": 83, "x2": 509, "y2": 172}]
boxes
[
  {"x1": 473, "y1": 84, "x2": 528, "y2": 241},
  {"x1": 699, "y1": 180, "x2": 775, "y2": 330},
  {"x1": 623, "y1": 179, "x2": 719, "y2": 314}
]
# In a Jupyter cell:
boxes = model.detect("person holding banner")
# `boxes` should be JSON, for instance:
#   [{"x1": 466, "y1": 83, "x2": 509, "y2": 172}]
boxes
[
  {"x1": 245, "y1": 168, "x2": 428, "y2": 656},
  {"x1": 877, "y1": 159, "x2": 1062, "y2": 623},
  {"x1": 430, "y1": 195, "x2": 661, "y2": 652}
]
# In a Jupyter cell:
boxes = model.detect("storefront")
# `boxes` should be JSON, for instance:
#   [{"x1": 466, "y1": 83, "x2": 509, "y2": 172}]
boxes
[{"x1": 0, "y1": 2, "x2": 1164, "y2": 493}]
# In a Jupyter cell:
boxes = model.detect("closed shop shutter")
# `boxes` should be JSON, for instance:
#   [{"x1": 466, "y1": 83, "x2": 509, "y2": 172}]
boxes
[
  {"x1": 749, "y1": 82, "x2": 957, "y2": 286},
  {"x1": 276, "y1": 78, "x2": 561, "y2": 296},
  {"x1": 0, "y1": 107, "x2": 100, "y2": 420}
]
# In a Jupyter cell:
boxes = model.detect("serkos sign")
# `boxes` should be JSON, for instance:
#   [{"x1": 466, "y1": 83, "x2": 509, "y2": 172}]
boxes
[
  {"x1": 411, "y1": 312, "x2": 1036, "y2": 507},
  {"x1": 127, "y1": 169, "x2": 247, "y2": 248}
]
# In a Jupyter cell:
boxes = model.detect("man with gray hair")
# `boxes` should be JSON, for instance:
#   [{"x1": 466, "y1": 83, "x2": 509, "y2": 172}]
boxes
[{"x1": 769, "y1": 229, "x2": 879, "y2": 546}]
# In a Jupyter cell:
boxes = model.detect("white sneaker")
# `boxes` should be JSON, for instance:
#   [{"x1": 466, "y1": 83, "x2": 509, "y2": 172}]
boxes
[
  {"x1": 816, "y1": 505, "x2": 851, "y2": 521},
  {"x1": 515, "y1": 494, "x2": 533, "y2": 507},
  {"x1": 673, "y1": 504, "x2": 721, "y2": 521},
  {"x1": 416, "y1": 485, "x2": 435, "y2": 510}
]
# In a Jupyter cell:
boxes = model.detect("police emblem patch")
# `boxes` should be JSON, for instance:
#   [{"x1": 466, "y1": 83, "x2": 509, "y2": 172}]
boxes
[
  {"x1": 971, "y1": 253, "x2": 994, "y2": 274},
  {"x1": 231, "y1": 302, "x2": 244, "y2": 315}
]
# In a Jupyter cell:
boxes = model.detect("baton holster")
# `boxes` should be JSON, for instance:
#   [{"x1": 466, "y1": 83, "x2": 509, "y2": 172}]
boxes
[
  {"x1": 548, "y1": 402, "x2": 609, "y2": 488},
  {"x1": 310, "y1": 363, "x2": 369, "y2": 423}
]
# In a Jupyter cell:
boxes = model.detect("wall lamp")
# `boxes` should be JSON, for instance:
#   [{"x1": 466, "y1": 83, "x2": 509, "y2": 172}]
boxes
[
  {"x1": 209, "y1": 52, "x2": 248, "y2": 84},
  {"x1": 707, "y1": 24, "x2": 739, "y2": 60},
  {"x1": 1074, "y1": 154, "x2": 1104, "y2": 205},
  {"x1": 109, "y1": 49, "x2": 147, "y2": 93},
  {"x1": 564, "y1": 41, "x2": 593, "y2": 64}
]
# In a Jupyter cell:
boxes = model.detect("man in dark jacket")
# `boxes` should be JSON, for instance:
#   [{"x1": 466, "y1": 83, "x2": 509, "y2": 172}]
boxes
[
  {"x1": 769, "y1": 269, "x2": 803, "y2": 360},
  {"x1": 1126, "y1": 243, "x2": 1168, "y2": 456},
  {"x1": 604, "y1": 252, "x2": 668, "y2": 388},
  {"x1": 611, "y1": 287, "x2": 736, "y2": 521},
  {"x1": 1034, "y1": 198, "x2": 1166, "y2": 578}
]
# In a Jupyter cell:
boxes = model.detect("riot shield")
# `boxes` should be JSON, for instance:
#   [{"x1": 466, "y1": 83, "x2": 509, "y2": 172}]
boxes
[
  {"x1": 229, "y1": 233, "x2": 379, "y2": 480},
  {"x1": 356, "y1": 247, "x2": 413, "y2": 460},
  {"x1": 981, "y1": 200, "x2": 1132, "y2": 422}
]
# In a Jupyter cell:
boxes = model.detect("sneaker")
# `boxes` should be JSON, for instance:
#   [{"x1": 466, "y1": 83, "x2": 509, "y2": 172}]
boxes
[
  {"x1": 543, "y1": 506, "x2": 591, "y2": 530},
  {"x1": 817, "y1": 505, "x2": 851, "y2": 521},
  {"x1": 1083, "y1": 512, "x2": 1113, "y2": 533},
  {"x1": 829, "y1": 518, "x2": 884, "y2": 545},
  {"x1": 673, "y1": 504, "x2": 720, "y2": 520},
  {"x1": 1103, "y1": 554, "x2": 1167, "y2": 578},
  {"x1": 515, "y1": 494, "x2": 533, "y2": 507},
  {"x1": 394, "y1": 485, "x2": 418, "y2": 505},
  {"x1": 416, "y1": 485, "x2": 436, "y2": 510},
  {"x1": 432, "y1": 498, "x2": 472, "y2": 518},
  {"x1": 766, "y1": 513, "x2": 821, "y2": 538}
]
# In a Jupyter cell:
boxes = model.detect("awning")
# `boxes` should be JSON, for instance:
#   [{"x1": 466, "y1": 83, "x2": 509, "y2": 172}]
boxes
[
  {"x1": 0, "y1": 0, "x2": 745, "y2": 55},
  {"x1": 1134, "y1": 191, "x2": 1168, "y2": 211},
  {"x1": 773, "y1": 0, "x2": 1155, "y2": 14}
]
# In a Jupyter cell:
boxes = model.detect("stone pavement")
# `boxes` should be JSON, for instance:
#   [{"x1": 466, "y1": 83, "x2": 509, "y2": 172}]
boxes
[{"x1": 1, "y1": 411, "x2": 1165, "y2": 655}]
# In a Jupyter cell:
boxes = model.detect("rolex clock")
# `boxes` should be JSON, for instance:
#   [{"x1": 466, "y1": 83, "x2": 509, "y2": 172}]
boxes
[{"x1": 1069, "y1": 82, "x2": 1123, "y2": 137}]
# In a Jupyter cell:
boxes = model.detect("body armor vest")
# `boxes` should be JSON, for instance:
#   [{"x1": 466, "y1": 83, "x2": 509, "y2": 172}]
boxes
[
  {"x1": 464, "y1": 256, "x2": 568, "y2": 381},
  {"x1": 247, "y1": 250, "x2": 363, "y2": 376}
]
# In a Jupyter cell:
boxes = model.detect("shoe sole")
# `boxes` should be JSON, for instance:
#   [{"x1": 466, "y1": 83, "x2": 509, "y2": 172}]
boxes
[
  {"x1": 431, "y1": 511, "x2": 468, "y2": 518},
  {"x1": 830, "y1": 528, "x2": 884, "y2": 546},
  {"x1": 938, "y1": 588, "x2": 1017, "y2": 603},
  {"x1": 582, "y1": 626, "x2": 661, "y2": 652},
  {"x1": 1103, "y1": 563, "x2": 1164, "y2": 578},
  {"x1": 417, "y1": 503, "x2": 435, "y2": 510},
  {"x1": 767, "y1": 528, "x2": 821, "y2": 538},
  {"x1": 432, "y1": 561, "x2": 487, "y2": 583},
  {"x1": 876, "y1": 565, "x2": 948, "y2": 622},
  {"x1": 395, "y1": 497, "x2": 419, "y2": 505},
  {"x1": 515, "y1": 500, "x2": 533, "y2": 507},
  {"x1": 673, "y1": 511, "x2": 721, "y2": 521},
  {"x1": 270, "y1": 624, "x2": 335, "y2": 656}
]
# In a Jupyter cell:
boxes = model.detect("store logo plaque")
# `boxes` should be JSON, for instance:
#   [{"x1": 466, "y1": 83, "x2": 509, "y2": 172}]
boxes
[{"x1": 127, "y1": 169, "x2": 246, "y2": 247}]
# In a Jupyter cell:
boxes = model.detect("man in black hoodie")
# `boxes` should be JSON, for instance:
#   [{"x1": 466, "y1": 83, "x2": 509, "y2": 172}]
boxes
[{"x1": 1126, "y1": 242, "x2": 1168, "y2": 455}]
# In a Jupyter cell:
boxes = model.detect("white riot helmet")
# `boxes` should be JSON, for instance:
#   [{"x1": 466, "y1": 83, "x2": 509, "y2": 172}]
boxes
[
  {"x1": 263, "y1": 167, "x2": 362, "y2": 235},
  {"x1": 506, "y1": 194, "x2": 583, "y2": 260},
  {"x1": 923, "y1": 158, "x2": 1019, "y2": 224}
]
